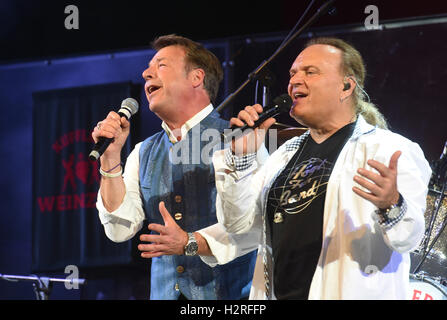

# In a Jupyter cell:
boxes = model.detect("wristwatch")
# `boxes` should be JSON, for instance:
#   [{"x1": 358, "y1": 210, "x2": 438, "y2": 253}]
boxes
[
  {"x1": 184, "y1": 232, "x2": 198, "y2": 256},
  {"x1": 377, "y1": 193, "x2": 404, "y2": 223}
]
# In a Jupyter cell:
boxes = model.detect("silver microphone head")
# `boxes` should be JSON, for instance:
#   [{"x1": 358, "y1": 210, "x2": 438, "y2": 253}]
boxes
[{"x1": 119, "y1": 98, "x2": 139, "y2": 119}]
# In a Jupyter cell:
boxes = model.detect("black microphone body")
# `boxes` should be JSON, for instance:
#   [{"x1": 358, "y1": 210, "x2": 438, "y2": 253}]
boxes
[
  {"x1": 89, "y1": 98, "x2": 139, "y2": 161},
  {"x1": 221, "y1": 94, "x2": 292, "y2": 143}
]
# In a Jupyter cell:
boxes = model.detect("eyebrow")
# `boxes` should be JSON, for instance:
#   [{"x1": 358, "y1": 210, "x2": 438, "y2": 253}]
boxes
[
  {"x1": 289, "y1": 64, "x2": 320, "y2": 74},
  {"x1": 148, "y1": 57, "x2": 168, "y2": 68}
]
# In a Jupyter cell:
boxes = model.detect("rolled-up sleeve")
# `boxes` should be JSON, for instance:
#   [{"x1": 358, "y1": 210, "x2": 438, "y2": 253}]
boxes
[{"x1": 97, "y1": 143, "x2": 145, "y2": 243}]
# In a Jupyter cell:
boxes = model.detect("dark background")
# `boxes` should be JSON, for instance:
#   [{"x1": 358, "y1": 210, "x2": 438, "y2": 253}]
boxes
[
  {"x1": 2, "y1": 0, "x2": 447, "y2": 63},
  {"x1": 1, "y1": 0, "x2": 447, "y2": 300}
]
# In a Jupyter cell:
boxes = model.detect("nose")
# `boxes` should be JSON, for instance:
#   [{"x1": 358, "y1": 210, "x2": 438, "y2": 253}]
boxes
[
  {"x1": 288, "y1": 74, "x2": 303, "y2": 96},
  {"x1": 289, "y1": 72, "x2": 304, "y2": 87},
  {"x1": 288, "y1": 73, "x2": 304, "y2": 94},
  {"x1": 142, "y1": 65, "x2": 154, "y2": 80}
]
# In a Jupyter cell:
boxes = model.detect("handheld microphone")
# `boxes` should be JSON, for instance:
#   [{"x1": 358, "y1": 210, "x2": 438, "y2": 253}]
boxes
[
  {"x1": 221, "y1": 94, "x2": 292, "y2": 143},
  {"x1": 89, "y1": 98, "x2": 139, "y2": 161}
]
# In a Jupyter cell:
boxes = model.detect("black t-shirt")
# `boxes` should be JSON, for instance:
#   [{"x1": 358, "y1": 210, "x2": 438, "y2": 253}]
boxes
[{"x1": 266, "y1": 121, "x2": 356, "y2": 299}]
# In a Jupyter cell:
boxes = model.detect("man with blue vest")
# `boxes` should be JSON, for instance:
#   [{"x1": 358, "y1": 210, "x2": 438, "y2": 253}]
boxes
[{"x1": 92, "y1": 35, "x2": 257, "y2": 299}]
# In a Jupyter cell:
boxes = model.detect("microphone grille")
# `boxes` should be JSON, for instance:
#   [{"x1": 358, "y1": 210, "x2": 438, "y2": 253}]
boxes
[
  {"x1": 121, "y1": 98, "x2": 139, "y2": 115},
  {"x1": 274, "y1": 94, "x2": 293, "y2": 112}
]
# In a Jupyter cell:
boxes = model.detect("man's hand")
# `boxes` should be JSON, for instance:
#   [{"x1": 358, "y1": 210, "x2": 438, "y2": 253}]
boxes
[
  {"x1": 95, "y1": 112, "x2": 130, "y2": 212},
  {"x1": 138, "y1": 201, "x2": 188, "y2": 258},
  {"x1": 352, "y1": 151, "x2": 401, "y2": 209},
  {"x1": 230, "y1": 104, "x2": 276, "y2": 156},
  {"x1": 92, "y1": 111, "x2": 130, "y2": 158}
]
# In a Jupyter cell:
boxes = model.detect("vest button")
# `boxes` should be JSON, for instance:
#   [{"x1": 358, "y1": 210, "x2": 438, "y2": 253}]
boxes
[
  {"x1": 174, "y1": 213, "x2": 183, "y2": 220},
  {"x1": 174, "y1": 283, "x2": 180, "y2": 291},
  {"x1": 175, "y1": 195, "x2": 182, "y2": 203},
  {"x1": 176, "y1": 266, "x2": 185, "y2": 273}
]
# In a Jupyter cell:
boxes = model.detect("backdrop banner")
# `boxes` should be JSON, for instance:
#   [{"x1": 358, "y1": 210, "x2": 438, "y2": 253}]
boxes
[{"x1": 32, "y1": 82, "x2": 140, "y2": 272}]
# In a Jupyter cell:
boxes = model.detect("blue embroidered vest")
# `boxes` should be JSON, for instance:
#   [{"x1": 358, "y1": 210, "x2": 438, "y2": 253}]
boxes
[{"x1": 139, "y1": 110, "x2": 256, "y2": 299}]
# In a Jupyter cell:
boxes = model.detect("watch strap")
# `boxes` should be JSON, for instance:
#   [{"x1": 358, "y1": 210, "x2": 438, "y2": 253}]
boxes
[
  {"x1": 375, "y1": 193, "x2": 407, "y2": 230},
  {"x1": 184, "y1": 232, "x2": 198, "y2": 256}
]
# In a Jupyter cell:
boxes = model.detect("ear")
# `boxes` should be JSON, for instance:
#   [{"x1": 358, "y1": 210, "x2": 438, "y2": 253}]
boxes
[
  {"x1": 340, "y1": 76, "x2": 356, "y2": 102},
  {"x1": 189, "y1": 68, "x2": 205, "y2": 88}
]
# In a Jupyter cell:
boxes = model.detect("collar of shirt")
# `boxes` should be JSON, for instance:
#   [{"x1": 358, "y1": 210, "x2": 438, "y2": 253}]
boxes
[{"x1": 161, "y1": 104, "x2": 214, "y2": 143}]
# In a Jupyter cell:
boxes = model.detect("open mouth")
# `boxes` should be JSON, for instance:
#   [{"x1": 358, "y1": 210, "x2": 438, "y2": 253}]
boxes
[
  {"x1": 147, "y1": 85, "x2": 161, "y2": 95},
  {"x1": 293, "y1": 92, "x2": 308, "y2": 99}
]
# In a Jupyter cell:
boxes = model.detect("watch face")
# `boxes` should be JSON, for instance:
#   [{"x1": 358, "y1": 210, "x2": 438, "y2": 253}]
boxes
[
  {"x1": 186, "y1": 242, "x2": 198, "y2": 255},
  {"x1": 387, "y1": 206, "x2": 401, "y2": 220}
]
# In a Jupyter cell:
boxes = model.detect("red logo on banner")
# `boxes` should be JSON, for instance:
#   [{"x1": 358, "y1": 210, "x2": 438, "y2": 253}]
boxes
[
  {"x1": 37, "y1": 129, "x2": 99, "y2": 213},
  {"x1": 62, "y1": 152, "x2": 99, "y2": 192}
]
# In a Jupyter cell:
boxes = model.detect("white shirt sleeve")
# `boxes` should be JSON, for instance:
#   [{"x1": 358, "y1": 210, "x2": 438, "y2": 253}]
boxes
[
  {"x1": 197, "y1": 146, "x2": 272, "y2": 267},
  {"x1": 212, "y1": 147, "x2": 269, "y2": 235},
  {"x1": 378, "y1": 138, "x2": 432, "y2": 253},
  {"x1": 97, "y1": 143, "x2": 145, "y2": 243},
  {"x1": 97, "y1": 141, "x2": 259, "y2": 266},
  {"x1": 198, "y1": 221, "x2": 261, "y2": 267}
]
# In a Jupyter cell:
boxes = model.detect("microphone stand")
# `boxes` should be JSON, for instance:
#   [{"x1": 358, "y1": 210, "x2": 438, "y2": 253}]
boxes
[
  {"x1": 0, "y1": 273, "x2": 86, "y2": 300},
  {"x1": 254, "y1": 67, "x2": 275, "y2": 106},
  {"x1": 216, "y1": 0, "x2": 336, "y2": 114}
]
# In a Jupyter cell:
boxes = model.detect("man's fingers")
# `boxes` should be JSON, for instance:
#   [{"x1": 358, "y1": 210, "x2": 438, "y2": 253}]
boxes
[
  {"x1": 366, "y1": 159, "x2": 389, "y2": 177},
  {"x1": 229, "y1": 117, "x2": 245, "y2": 128},
  {"x1": 120, "y1": 116, "x2": 130, "y2": 128},
  {"x1": 388, "y1": 151, "x2": 402, "y2": 171},
  {"x1": 158, "y1": 201, "x2": 174, "y2": 225},
  {"x1": 140, "y1": 234, "x2": 163, "y2": 243},
  {"x1": 258, "y1": 117, "x2": 276, "y2": 131},
  {"x1": 103, "y1": 112, "x2": 122, "y2": 130},
  {"x1": 141, "y1": 251, "x2": 164, "y2": 259},
  {"x1": 367, "y1": 151, "x2": 401, "y2": 177},
  {"x1": 93, "y1": 116, "x2": 122, "y2": 140},
  {"x1": 245, "y1": 105, "x2": 262, "y2": 121},
  {"x1": 148, "y1": 223, "x2": 166, "y2": 234},
  {"x1": 356, "y1": 168, "x2": 384, "y2": 187},
  {"x1": 138, "y1": 243, "x2": 165, "y2": 253},
  {"x1": 238, "y1": 110, "x2": 255, "y2": 127},
  {"x1": 352, "y1": 186, "x2": 377, "y2": 203},
  {"x1": 353, "y1": 175, "x2": 382, "y2": 196}
]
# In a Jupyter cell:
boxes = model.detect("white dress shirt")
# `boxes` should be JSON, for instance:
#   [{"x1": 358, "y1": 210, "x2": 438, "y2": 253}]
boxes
[{"x1": 96, "y1": 104, "x2": 259, "y2": 265}]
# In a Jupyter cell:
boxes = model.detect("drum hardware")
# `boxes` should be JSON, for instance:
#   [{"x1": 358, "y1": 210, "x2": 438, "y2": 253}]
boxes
[
  {"x1": 431, "y1": 140, "x2": 447, "y2": 189},
  {"x1": 428, "y1": 189, "x2": 447, "y2": 196},
  {"x1": 412, "y1": 141, "x2": 447, "y2": 276},
  {"x1": 413, "y1": 180, "x2": 447, "y2": 274},
  {"x1": 409, "y1": 272, "x2": 447, "y2": 300}
]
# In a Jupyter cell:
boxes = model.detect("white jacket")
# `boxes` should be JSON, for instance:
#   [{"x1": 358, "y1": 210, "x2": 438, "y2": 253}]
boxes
[{"x1": 212, "y1": 115, "x2": 431, "y2": 300}]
